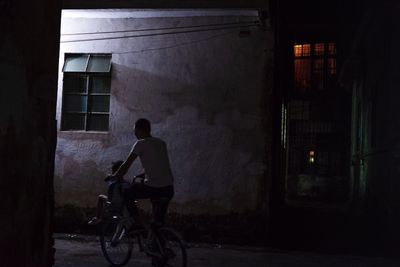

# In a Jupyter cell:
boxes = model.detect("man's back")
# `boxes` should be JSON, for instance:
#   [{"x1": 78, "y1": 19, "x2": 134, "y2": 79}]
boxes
[{"x1": 131, "y1": 137, "x2": 174, "y2": 187}]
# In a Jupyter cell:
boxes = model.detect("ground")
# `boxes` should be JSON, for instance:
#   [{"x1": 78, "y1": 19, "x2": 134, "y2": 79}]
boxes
[{"x1": 54, "y1": 234, "x2": 400, "y2": 267}]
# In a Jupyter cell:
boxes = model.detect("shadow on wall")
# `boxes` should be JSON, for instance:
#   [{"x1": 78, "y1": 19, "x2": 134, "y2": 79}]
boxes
[
  {"x1": 110, "y1": 62, "x2": 265, "y2": 124},
  {"x1": 55, "y1": 63, "x2": 267, "y2": 212}
]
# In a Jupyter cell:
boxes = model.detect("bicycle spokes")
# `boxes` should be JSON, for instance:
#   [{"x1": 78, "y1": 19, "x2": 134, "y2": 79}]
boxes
[
  {"x1": 100, "y1": 217, "x2": 186, "y2": 267},
  {"x1": 158, "y1": 228, "x2": 187, "y2": 267},
  {"x1": 100, "y1": 219, "x2": 134, "y2": 266}
]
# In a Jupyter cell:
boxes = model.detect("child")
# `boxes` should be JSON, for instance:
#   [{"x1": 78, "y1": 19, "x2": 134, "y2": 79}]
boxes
[{"x1": 88, "y1": 160, "x2": 130, "y2": 225}]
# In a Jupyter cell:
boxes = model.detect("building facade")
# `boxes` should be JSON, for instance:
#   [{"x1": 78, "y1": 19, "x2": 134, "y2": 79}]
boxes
[{"x1": 55, "y1": 9, "x2": 274, "y2": 216}]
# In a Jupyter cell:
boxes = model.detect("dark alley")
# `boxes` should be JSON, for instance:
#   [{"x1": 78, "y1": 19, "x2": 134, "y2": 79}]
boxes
[{"x1": 2, "y1": 0, "x2": 400, "y2": 266}]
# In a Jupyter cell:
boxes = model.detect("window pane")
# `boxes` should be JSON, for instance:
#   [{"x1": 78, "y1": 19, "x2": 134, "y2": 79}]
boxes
[
  {"x1": 313, "y1": 59, "x2": 324, "y2": 71},
  {"x1": 294, "y1": 44, "x2": 302, "y2": 57},
  {"x1": 63, "y1": 54, "x2": 88, "y2": 72},
  {"x1": 64, "y1": 75, "x2": 87, "y2": 93},
  {"x1": 62, "y1": 114, "x2": 85, "y2": 130},
  {"x1": 89, "y1": 95, "x2": 110, "y2": 112},
  {"x1": 302, "y1": 44, "x2": 311, "y2": 56},
  {"x1": 87, "y1": 55, "x2": 111, "y2": 72},
  {"x1": 313, "y1": 59, "x2": 324, "y2": 89},
  {"x1": 87, "y1": 114, "x2": 109, "y2": 131},
  {"x1": 328, "y1": 43, "x2": 336, "y2": 55},
  {"x1": 328, "y1": 58, "x2": 337, "y2": 75},
  {"x1": 90, "y1": 76, "x2": 111, "y2": 93},
  {"x1": 294, "y1": 58, "x2": 311, "y2": 90},
  {"x1": 314, "y1": 43, "x2": 325, "y2": 56},
  {"x1": 64, "y1": 95, "x2": 87, "y2": 112}
]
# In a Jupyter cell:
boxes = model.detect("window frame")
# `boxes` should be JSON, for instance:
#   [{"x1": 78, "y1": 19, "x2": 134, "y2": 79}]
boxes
[{"x1": 61, "y1": 53, "x2": 112, "y2": 132}]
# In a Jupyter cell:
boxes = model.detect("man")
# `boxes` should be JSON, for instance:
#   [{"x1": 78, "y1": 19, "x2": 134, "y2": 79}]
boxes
[{"x1": 112, "y1": 118, "x2": 174, "y2": 228}]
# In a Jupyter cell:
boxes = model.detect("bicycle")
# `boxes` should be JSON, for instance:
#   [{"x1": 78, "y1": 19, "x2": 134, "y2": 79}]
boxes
[{"x1": 98, "y1": 176, "x2": 187, "y2": 267}]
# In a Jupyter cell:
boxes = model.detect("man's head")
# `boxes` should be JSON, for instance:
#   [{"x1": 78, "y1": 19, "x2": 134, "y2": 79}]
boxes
[{"x1": 134, "y1": 118, "x2": 151, "y2": 139}]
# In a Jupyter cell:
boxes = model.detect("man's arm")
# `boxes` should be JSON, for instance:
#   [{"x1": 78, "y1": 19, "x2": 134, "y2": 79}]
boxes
[{"x1": 113, "y1": 151, "x2": 138, "y2": 177}]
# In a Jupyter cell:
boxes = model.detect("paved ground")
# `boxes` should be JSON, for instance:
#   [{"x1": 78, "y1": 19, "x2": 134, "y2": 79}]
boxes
[{"x1": 55, "y1": 234, "x2": 400, "y2": 267}]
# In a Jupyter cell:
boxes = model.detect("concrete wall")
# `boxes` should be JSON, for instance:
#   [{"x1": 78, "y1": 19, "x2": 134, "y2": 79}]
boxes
[
  {"x1": 365, "y1": 4, "x2": 400, "y2": 231},
  {"x1": 346, "y1": 1, "x2": 400, "y2": 244},
  {"x1": 0, "y1": 0, "x2": 60, "y2": 266},
  {"x1": 55, "y1": 9, "x2": 273, "y2": 215}
]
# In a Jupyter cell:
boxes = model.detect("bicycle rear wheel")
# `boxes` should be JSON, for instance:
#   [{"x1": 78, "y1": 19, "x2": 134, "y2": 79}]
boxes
[
  {"x1": 157, "y1": 228, "x2": 187, "y2": 267},
  {"x1": 100, "y1": 218, "x2": 133, "y2": 266}
]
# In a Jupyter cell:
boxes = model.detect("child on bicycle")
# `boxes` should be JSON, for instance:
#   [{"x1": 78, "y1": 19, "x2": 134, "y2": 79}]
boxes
[{"x1": 88, "y1": 160, "x2": 130, "y2": 225}]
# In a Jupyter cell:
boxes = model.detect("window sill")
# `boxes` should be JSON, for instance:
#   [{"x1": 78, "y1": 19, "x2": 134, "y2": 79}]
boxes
[{"x1": 58, "y1": 130, "x2": 110, "y2": 140}]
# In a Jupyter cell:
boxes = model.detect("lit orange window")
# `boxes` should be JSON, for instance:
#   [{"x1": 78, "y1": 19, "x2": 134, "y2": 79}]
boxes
[
  {"x1": 328, "y1": 43, "x2": 336, "y2": 55},
  {"x1": 302, "y1": 44, "x2": 311, "y2": 56},
  {"x1": 294, "y1": 42, "x2": 337, "y2": 91},
  {"x1": 294, "y1": 44, "x2": 311, "y2": 57},
  {"x1": 294, "y1": 44, "x2": 302, "y2": 57}
]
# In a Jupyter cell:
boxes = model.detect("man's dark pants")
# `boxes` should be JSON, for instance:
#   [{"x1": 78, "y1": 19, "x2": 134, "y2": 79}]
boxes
[{"x1": 124, "y1": 183, "x2": 174, "y2": 226}]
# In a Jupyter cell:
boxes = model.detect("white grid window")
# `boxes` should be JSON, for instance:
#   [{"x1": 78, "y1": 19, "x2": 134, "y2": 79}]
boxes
[{"x1": 61, "y1": 54, "x2": 112, "y2": 132}]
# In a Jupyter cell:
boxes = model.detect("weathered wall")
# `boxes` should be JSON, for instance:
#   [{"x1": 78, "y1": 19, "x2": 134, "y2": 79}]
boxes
[
  {"x1": 0, "y1": 0, "x2": 60, "y2": 266},
  {"x1": 347, "y1": 1, "x2": 400, "y2": 245},
  {"x1": 367, "y1": 4, "x2": 400, "y2": 239},
  {"x1": 55, "y1": 9, "x2": 273, "y2": 215}
]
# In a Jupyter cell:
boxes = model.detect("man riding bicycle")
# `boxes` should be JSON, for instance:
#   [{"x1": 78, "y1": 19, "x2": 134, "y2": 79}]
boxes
[{"x1": 110, "y1": 118, "x2": 174, "y2": 230}]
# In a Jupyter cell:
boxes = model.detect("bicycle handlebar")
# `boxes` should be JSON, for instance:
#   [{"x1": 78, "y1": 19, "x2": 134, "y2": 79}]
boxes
[
  {"x1": 132, "y1": 173, "x2": 146, "y2": 184},
  {"x1": 134, "y1": 173, "x2": 146, "y2": 179},
  {"x1": 104, "y1": 173, "x2": 145, "y2": 183}
]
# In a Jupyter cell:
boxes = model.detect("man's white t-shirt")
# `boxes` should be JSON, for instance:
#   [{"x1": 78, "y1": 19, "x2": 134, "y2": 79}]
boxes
[{"x1": 130, "y1": 137, "x2": 174, "y2": 187}]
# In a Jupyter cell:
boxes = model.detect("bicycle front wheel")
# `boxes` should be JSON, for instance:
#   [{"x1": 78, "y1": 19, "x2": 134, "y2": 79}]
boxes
[
  {"x1": 158, "y1": 228, "x2": 187, "y2": 267},
  {"x1": 100, "y1": 217, "x2": 133, "y2": 266}
]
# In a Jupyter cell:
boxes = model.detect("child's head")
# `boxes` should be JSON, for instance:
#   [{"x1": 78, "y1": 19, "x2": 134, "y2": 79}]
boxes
[{"x1": 111, "y1": 160, "x2": 124, "y2": 174}]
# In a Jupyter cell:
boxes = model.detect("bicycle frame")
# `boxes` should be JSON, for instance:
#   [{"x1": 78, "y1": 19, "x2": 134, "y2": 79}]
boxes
[{"x1": 99, "y1": 175, "x2": 186, "y2": 267}]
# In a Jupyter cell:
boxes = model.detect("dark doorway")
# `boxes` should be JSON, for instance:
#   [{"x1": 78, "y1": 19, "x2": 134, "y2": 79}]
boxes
[
  {"x1": 284, "y1": 42, "x2": 351, "y2": 207},
  {"x1": 269, "y1": 0, "x2": 363, "y2": 252}
]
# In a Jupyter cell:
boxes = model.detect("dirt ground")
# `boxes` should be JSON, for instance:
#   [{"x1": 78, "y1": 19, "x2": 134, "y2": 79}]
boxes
[{"x1": 54, "y1": 234, "x2": 400, "y2": 267}]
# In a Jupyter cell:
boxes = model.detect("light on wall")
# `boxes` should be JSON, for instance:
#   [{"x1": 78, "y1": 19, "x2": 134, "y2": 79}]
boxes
[{"x1": 309, "y1": 150, "x2": 316, "y2": 164}]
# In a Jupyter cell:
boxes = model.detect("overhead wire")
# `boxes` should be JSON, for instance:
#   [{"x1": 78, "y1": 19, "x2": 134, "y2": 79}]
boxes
[
  {"x1": 60, "y1": 22, "x2": 260, "y2": 43},
  {"x1": 61, "y1": 20, "x2": 260, "y2": 36},
  {"x1": 112, "y1": 30, "x2": 239, "y2": 54}
]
